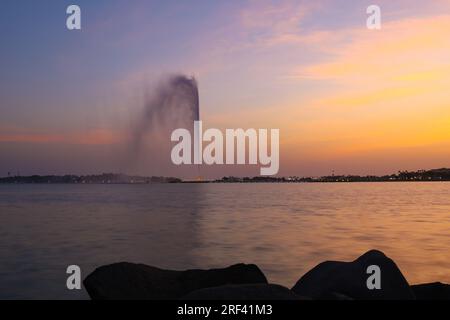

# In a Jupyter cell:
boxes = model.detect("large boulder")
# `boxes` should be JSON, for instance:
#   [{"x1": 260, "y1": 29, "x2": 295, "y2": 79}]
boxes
[
  {"x1": 182, "y1": 284, "x2": 306, "y2": 300},
  {"x1": 84, "y1": 262, "x2": 267, "y2": 300},
  {"x1": 411, "y1": 282, "x2": 450, "y2": 300},
  {"x1": 291, "y1": 250, "x2": 415, "y2": 300}
]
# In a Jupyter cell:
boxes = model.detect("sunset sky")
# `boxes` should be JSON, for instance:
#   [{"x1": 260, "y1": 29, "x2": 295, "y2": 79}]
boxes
[{"x1": 1, "y1": 0, "x2": 450, "y2": 177}]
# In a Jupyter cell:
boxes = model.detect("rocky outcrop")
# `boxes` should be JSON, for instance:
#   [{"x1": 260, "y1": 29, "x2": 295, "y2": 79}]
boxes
[
  {"x1": 182, "y1": 284, "x2": 306, "y2": 300},
  {"x1": 84, "y1": 262, "x2": 267, "y2": 300},
  {"x1": 411, "y1": 282, "x2": 450, "y2": 300},
  {"x1": 291, "y1": 250, "x2": 415, "y2": 300},
  {"x1": 84, "y1": 250, "x2": 448, "y2": 300}
]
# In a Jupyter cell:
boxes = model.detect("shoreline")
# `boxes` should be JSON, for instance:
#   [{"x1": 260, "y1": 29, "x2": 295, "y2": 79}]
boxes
[
  {"x1": 1, "y1": 168, "x2": 449, "y2": 184},
  {"x1": 2, "y1": 180, "x2": 450, "y2": 185}
]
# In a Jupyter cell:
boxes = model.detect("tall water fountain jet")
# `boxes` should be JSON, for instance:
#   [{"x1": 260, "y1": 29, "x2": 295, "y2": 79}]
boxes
[{"x1": 129, "y1": 74, "x2": 200, "y2": 175}]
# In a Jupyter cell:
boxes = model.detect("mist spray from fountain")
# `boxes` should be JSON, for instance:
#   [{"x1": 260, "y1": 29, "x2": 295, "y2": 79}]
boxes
[{"x1": 130, "y1": 74, "x2": 200, "y2": 177}]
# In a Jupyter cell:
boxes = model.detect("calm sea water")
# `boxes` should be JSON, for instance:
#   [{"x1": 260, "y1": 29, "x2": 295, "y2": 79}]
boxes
[{"x1": 0, "y1": 182, "x2": 449, "y2": 299}]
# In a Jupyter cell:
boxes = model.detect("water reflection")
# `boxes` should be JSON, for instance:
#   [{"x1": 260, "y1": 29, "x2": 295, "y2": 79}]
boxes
[
  {"x1": 191, "y1": 183, "x2": 450, "y2": 288},
  {"x1": 0, "y1": 182, "x2": 449, "y2": 299},
  {"x1": 0, "y1": 183, "x2": 203, "y2": 299}
]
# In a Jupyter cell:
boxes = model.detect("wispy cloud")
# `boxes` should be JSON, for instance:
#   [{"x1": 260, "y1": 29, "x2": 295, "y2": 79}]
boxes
[{"x1": 0, "y1": 127, "x2": 123, "y2": 145}]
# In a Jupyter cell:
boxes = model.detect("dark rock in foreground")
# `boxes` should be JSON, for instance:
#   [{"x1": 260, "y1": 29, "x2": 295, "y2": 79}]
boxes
[
  {"x1": 412, "y1": 282, "x2": 450, "y2": 300},
  {"x1": 84, "y1": 262, "x2": 267, "y2": 300},
  {"x1": 182, "y1": 284, "x2": 306, "y2": 300},
  {"x1": 84, "y1": 250, "x2": 448, "y2": 300},
  {"x1": 291, "y1": 250, "x2": 415, "y2": 300}
]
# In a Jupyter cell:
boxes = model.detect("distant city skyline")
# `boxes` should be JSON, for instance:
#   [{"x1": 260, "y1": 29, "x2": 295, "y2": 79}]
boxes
[{"x1": 1, "y1": 0, "x2": 450, "y2": 178}]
